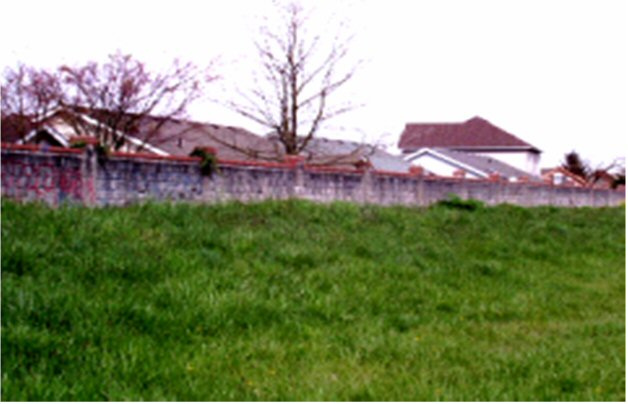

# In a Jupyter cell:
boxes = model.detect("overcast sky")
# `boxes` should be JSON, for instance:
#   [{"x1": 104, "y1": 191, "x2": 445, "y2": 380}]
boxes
[{"x1": 1, "y1": 0, "x2": 626, "y2": 168}]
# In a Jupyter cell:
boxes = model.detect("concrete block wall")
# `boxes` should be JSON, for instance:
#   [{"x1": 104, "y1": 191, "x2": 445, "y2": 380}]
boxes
[
  {"x1": 96, "y1": 156, "x2": 204, "y2": 205},
  {"x1": 1, "y1": 144, "x2": 625, "y2": 208},
  {"x1": 1, "y1": 145, "x2": 89, "y2": 205}
]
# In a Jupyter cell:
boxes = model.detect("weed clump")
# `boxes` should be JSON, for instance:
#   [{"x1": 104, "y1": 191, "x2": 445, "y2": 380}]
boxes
[
  {"x1": 190, "y1": 147, "x2": 219, "y2": 177},
  {"x1": 435, "y1": 194, "x2": 485, "y2": 211}
]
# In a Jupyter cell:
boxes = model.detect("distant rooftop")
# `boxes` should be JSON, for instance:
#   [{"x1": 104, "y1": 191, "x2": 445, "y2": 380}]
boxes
[
  {"x1": 431, "y1": 147, "x2": 537, "y2": 180},
  {"x1": 302, "y1": 137, "x2": 411, "y2": 173},
  {"x1": 398, "y1": 116, "x2": 541, "y2": 153}
]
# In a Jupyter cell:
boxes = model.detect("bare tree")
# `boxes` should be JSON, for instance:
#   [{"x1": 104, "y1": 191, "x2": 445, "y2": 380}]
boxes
[
  {"x1": 612, "y1": 162, "x2": 625, "y2": 189},
  {"x1": 2, "y1": 52, "x2": 216, "y2": 151},
  {"x1": 561, "y1": 151, "x2": 626, "y2": 189},
  {"x1": 1, "y1": 64, "x2": 63, "y2": 141},
  {"x1": 227, "y1": 0, "x2": 359, "y2": 155},
  {"x1": 59, "y1": 52, "x2": 215, "y2": 151},
  {"x1": 590, "y1": 156, "x2": 625, "y2": 189}
]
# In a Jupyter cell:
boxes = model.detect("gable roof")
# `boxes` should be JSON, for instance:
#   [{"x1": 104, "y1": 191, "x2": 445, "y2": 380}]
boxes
[
  {"x1": 3, "y1": 108, "x2": 410, "y2": 171},
  {"x1": 3, "y1": 109, "x2": 282, "y2": 161},
  {"x1": 13, "y1": 110, "x2": 170, "y2": 156},
  {"x1": 128, "y1": 116, "x2": 282, "y2": 161},
  {"x1": 22, "y1": 125, "x2": 70, "y2": 147},
  {"x1": 70, "y1": 108, "x2": 281, "y2": 160},
  {"x1": 406, "y1": 147, "x2": 537, "y2": 180},
  {"x1": 398, "y1": 116, "x2": 541, "y2": 153}
]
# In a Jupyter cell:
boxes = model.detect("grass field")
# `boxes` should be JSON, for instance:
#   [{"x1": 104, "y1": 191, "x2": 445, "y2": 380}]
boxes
[{"x1": 1, "y1": 199, "x2": 625, "y2": 401}]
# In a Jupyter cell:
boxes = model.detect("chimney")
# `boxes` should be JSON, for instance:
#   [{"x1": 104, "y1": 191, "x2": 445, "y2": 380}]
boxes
[{"x1": 409, "y1": 166, "x2": 424, "y2": 176}]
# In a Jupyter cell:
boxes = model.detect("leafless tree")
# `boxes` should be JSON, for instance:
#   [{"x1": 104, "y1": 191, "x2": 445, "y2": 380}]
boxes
[
  {"x1": 591, "y1": 156, "x2": 625, "y2": 189},
  {"x1": 612, "y1": 160, "x2": 625, "y2": 188},
  {"x1": 59, "y1": 52, "x2": 215, "y2": 150},
  {"x1": 1, "y1": 64, "x2": 63, "y2": 140},
  {"x1": 561, "y1": 151, "x2": 626, "y2": 189},
  {"x1": 2, "y1": 52, "x2": 216, "y2": 151},
  {"x1": 227, "y1": 0, "x2": 360, "y2": 155}
]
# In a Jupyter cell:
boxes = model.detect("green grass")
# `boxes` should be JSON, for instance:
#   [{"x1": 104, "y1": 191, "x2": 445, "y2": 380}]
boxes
[{"x1": 1, "y1": 199, "x2": 625, "y2": 401}]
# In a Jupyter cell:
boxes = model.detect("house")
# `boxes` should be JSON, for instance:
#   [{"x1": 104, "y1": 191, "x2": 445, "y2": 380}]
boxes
[
  {"x1": 540, "y1": 167, "x2": 588, "y2": 187},
  {"x1": 541, "y1": 167, "x2": 623, "y2": 189},
  {"x1": 288, "y1": 137, "x2": 412, "y2": 173},
  {"x1": 120, "y1": 114, "x2": 282, "y2": 161},
  {"x1": 2, "y1": 108, "x2": 411, "y2": 172},
  {"x1": 2, "y1": 108, "x2": 282, "y2": 161},
  {"x1": 405, "y1": 147, "x2": 536, "y2": 181},
  {"x1": 1, "y1": 114, "x2": 39, "y2": 144},
  {"x1": 589, "y1": 170, "x2": 618, "y2": 190},
  {"x1": 7, "y1": 109, "x2": 169, "y2": 155},
  {"x1": 398, "y1": 116, "x2": 542, "y2": 176}
]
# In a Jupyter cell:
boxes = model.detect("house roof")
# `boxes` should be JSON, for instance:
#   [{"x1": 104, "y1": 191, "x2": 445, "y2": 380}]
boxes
[
  {"x1": 299, "y1": 137, "x2": 411, "y2": 173},
  {"x1": 589, "y1": 169, "x2": 616, "y2": 189},
  {"x1": 1, "y1": 114, "x2": 37, "y2": 143},
  {"x1": 71, "y1": 108, "x2": 281, "y2": 160},
  {"x1": 541, "y1": 167, "x2": 589, "y2": 187},
  {"x1": 398, "y1": 116, "x2": 541, "y2": 153},
  {"x1": 5, "y1": 109, "x2": 407, "y2": 170},
  {"x1": 130, "y1": 116, "x2": 282, "y2": 161},
  {"x1": 138, "y1": 120, "x2": 409, "y2": 170},
  {"x1": 3, "y1": 110, "x2": 283, "y2": 161},
  {"x1": 407, "y1": 147, "x2": 537, "y2": 180}
]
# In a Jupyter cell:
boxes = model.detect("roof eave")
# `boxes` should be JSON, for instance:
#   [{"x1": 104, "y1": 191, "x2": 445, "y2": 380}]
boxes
[
  {"x1": 441, "y1": 145, "x2": 542, "y2": 153},
  {"x1": 404, "y1": 148, "x2": 489, "y2": 178}
]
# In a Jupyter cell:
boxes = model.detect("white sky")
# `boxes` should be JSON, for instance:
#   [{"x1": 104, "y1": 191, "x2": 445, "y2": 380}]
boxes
[{"x1": 1, "y1": 0, "x2": 626, "y2": 168}]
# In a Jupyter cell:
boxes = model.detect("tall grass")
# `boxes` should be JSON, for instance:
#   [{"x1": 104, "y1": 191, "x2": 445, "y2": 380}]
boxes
[{"x1": 1, "y1": 200, "x2": 624, "y2": 400}]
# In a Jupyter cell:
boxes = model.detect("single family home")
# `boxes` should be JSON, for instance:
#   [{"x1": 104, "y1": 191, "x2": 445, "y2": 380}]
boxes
[
  {"x1": 2, "y1": 107, "x2": 411, "y2": 172},
  {"x1": 398, "y1": 116, "x2": 542, "y2": 178}
]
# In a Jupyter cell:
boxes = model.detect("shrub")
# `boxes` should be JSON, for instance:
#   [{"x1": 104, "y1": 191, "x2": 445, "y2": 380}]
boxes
[
  {"x1": 190, "y1": 147, "x2": 218, "y2": 177},
  {"x1": 435, "y1": 194, "x2": 485, "y2": 211}
]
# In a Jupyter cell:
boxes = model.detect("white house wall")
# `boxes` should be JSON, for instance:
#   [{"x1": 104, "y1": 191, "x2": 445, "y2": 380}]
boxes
[
  {"x1": 42, "y1": 115, "x2": 169, "y2": 155},
  {"x1": 409, "y1": 154, "x2": 484, "y2": 179},
  {"x1": 49, "y1": 118, "x2": 80, "y2": 138},
  {"x1": 475, "y1": 151, "x2": 540, "y2": 176}
]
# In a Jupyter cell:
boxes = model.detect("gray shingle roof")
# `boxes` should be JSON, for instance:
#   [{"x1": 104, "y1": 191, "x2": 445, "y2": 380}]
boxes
[
  {"x1": 431, "y1": 147, "x2": 537, "y2": 179},
  {"x1": 135, "y1": 117, "x2": 282, "y2": 161},
  {"x1": 302, "y1": 137, "x2": 411, "y2": 173}
]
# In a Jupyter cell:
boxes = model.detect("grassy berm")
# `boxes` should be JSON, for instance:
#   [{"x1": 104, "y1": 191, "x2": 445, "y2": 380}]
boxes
[{"x1": 1, "y1": 199, "x2": 625, "y2": 401}]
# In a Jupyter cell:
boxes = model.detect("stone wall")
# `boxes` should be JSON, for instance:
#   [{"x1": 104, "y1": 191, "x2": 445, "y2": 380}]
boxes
[
  {"x1": 1, "y1": 144, "x2": 625, "y2": 208},
  {"x1": 1, "y1": 146, "x2": 91, "y2": 205}
]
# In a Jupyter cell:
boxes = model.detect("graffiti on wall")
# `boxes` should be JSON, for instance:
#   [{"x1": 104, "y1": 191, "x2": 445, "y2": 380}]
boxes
[
  {"x1": 1, "y1": 157, "x2": 84, "y2": 202},
  {"x1": 1, "y1": 148, "x2": 624, "y2": 208}
]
